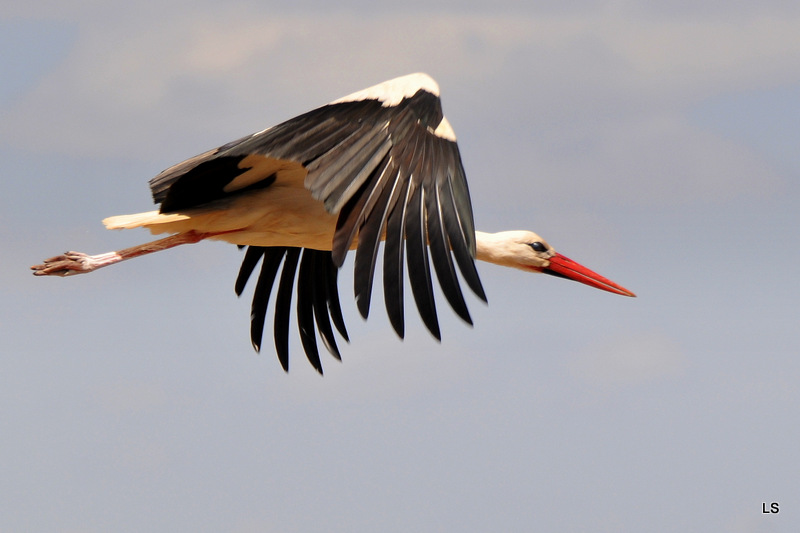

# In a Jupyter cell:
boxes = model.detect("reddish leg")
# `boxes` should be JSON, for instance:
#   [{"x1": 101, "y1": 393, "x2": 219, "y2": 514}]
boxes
[{"x1": 31, "y1": 231, "x2": 210, "y2": 277}]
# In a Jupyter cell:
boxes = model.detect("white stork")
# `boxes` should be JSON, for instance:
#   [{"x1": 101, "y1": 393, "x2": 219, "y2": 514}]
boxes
[{"x1": 32, "y1": 73, "x2": 635, "y2": 373}]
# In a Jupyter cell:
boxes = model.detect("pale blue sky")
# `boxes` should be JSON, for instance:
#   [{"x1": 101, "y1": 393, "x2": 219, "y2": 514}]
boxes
[{"x1": 2, "y1": 2, "x2": 799, "y2": 532}]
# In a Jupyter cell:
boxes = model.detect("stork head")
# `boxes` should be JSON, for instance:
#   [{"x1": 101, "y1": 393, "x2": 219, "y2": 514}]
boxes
[{"x1": 474, "y1": 230, "x2": 635, "y2": 297}]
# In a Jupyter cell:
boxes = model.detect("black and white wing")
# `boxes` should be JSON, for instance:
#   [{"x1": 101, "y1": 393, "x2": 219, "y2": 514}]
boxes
[{"x1": 148, "y1": 73, "x2": 486, "y2": 373}]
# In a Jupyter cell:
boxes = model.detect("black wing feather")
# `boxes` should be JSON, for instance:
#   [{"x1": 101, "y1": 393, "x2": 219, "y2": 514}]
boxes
[
  {"x1": 273, "y1": 247, "x2": 301, "y2": 371},
  {"x1": 322, "y1": 255, "x2": 349, "y2": 342},
  {"x1": 353, "y1": 157, "x2": 398, "y2": 319},
  {"x1": 440, "y1": 171, "x2": 487, "y2": 302},
  {"x1": 382, "y1": 178, "x2": 412, "y2": 338},
  {"x1": 247, "y1": 247, "x2": 285, "y2": 353},
  {"x1": 405, "y1": 183, "x2": 440, "y2": 340},
  {"x1": 296, "y1": 250, "x2": 323, "y2": 373},
  {"x1": 310, "y1": 250, "x2": 343, "y2": 360},
  {"x1": 235, "y1": 246, "x2": 266, "y2": 297},
  {"x1": 425, "y1": 157, "x2": 472, "y2": 325}
]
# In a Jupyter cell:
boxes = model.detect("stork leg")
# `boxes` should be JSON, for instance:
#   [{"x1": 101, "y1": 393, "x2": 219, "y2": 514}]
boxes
[{"x1": 31, "y1": 230, "x2": 210, "y2": 277}]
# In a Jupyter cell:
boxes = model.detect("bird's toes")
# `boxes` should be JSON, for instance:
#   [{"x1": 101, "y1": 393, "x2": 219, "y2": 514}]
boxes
[{"x1": 31, "y1": 252, "x2": 93, "y2": 277}]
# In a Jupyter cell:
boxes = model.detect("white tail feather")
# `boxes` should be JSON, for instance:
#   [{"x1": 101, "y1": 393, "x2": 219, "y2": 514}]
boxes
[{"x1": 103, "y1": 210, "x2": 190, "y2": 230}]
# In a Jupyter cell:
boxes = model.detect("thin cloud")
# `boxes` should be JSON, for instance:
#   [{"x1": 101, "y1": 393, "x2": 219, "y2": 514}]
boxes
[
  {"x1": 7, "y1": 10, "x2": 800, "y2": 152},
  {"x1": 2, "y1": 7, "x2": 797, "y2": 210}
]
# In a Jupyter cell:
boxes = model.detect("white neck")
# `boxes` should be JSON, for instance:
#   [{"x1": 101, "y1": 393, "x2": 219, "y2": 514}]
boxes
[{"x1": 475, "y1": 231, "x2": 515, "y2": 268}]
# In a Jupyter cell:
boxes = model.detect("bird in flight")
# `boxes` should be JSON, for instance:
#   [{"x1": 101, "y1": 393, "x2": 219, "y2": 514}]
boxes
[{"x1": 32, "y1": 73, "x2": 635, "y2": 373}]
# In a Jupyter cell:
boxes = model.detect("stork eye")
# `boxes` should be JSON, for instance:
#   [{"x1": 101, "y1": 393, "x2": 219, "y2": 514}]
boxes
[{"x1": 529, "y1": 242, "x2": 547, "y2": 253}]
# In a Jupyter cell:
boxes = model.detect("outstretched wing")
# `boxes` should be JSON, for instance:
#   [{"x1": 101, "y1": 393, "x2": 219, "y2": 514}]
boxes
[{"x1": 149, "y1": 73, "x2": 486, "y2": 373}]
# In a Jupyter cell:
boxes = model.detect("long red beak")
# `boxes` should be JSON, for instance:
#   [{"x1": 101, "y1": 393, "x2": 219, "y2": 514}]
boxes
[{"x1": 543, "y1": 253, "x2": 636, "y2": 297}]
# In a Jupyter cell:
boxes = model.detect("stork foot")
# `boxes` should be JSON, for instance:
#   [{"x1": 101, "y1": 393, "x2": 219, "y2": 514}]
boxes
[{"x1": 31, "y1": 251, "x2": 117, "y2": 277}]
